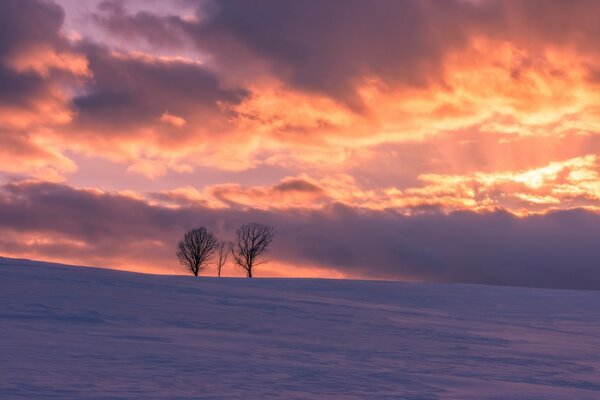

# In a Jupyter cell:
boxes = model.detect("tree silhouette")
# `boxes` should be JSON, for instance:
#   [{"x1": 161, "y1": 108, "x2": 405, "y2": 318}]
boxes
[
  {"x1": 176, "y1": 227, "x2": 218, "y2": 276},
  {"x1": 216, "y1": 240, "x2": 229, "y2": 277},
  {"x1": 231, "y1": 222, "x2": 275, "y2": 278}
]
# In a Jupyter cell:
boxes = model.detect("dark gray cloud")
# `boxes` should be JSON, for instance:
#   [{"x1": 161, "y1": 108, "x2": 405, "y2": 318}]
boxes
[
  {"x1": 72, "y1": 41, "x2": 248, "y2": 135},
  {"x1": 93, "y1": 0, "x2": 187, "y2": 48},
  {"x1": 191, "y1": 0, "x2": 490, "y2": 105},
  {"x1": 273, "y1": 178, "x2": 323, "y2": 194},
  {"x1": 93, "y1": 0, "x2": 492, "y2": 107},
  {"x1": 0, "y1": 66, "x2": 47, "y2": 107},
  {"x1": 0, "y1": 0, "x2": 67, "y2": 57},
  {"x1": 275, "y1": 206, "x2": 600, "y2": 291},
  {"x1": 0, "y1": 0, "x2": 71, "y2": 108},
  {"x1": 2, "y1": 180, "x2": 600, "y2": 290},
  {"x1": 91, "y1": 0, "x2": 600, "y2": 107}
]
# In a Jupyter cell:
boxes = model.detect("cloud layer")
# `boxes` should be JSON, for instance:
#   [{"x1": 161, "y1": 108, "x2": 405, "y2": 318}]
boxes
[
  {"x1": 2, "y1": 0, "x2": 600, "y2": 286},
  {"x1": 2, "y1": 180, "x2": 600, "y2": 290}
]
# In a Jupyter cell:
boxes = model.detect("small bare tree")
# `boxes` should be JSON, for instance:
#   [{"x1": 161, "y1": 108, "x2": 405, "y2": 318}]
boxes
[
  {"x1": 216, "y1": 240, "x2": 229, "y2": 277},
  {"x1": 231, "y1": 222, "x2": 275, "y2": 278},
  {"x1": 176, "y1": 227, "x2": 218, "y2": 276}
]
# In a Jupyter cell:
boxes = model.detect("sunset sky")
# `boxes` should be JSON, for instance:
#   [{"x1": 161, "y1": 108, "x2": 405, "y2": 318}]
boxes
[{"x1": 2, "y1": 0, "x2": 600, "y2": 289}]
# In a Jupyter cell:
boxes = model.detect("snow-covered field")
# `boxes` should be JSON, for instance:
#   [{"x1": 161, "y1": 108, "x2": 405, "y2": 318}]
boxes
[{"x1": 1, "y1": 258, "x2": 600, "y2": 399}]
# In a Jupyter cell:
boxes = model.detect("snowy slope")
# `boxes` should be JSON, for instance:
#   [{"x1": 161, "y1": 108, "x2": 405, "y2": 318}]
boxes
[{"x1": 1, "y1": 258, "x2": 600, "y2": 399}]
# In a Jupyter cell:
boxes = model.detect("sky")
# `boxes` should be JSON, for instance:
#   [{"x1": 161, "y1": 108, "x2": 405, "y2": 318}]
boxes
[{"x1": 1, "y1": 0, "x2": 600, "y2": 289}]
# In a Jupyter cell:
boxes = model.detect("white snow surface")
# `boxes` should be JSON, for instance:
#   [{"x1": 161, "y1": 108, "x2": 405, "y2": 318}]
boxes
[{"x1": 1, "y1": 258, "x2": 600, "y2": 399}]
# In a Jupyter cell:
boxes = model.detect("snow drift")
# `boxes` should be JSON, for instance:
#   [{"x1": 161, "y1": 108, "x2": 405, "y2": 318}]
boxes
[{"x1": 1, "y1": 257, "x2": 600, "y2": 399}]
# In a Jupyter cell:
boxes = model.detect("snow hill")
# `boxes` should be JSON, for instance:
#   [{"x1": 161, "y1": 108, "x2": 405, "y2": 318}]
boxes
[{"x1": 1, "y1": 258, "x2": 600, "y2": 399}]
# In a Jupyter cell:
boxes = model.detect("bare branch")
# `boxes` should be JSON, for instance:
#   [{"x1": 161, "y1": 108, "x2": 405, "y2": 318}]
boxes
[
  {"x1": 230, "y1": 222, "x2": 275, "y2": 278},
  {"x1": 176, "y1": 227, "x2": 218, "y2": 276},
  {"x1": 216, "y1": 240, "x2": 229, "y2": 277}
]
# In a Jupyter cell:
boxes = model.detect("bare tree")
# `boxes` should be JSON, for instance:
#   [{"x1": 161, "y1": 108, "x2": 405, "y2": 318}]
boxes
[
  {"x1": 231, "y1": 222, "x2": 275, "y2": 278},
  {"x1": 216, "y1": 240, "x2": 229, "y2": 277},
  {"x1": 176, "y1": 227, "x2": 218, "y2": 276}
]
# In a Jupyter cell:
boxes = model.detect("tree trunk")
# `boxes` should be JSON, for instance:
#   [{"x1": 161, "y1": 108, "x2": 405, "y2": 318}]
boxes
[{"x1": 247, "y1": 268, "x2": 252, "y2": 278}]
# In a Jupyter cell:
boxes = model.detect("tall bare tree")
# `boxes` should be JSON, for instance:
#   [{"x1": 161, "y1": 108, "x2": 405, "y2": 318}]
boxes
[
  {"x1": 176, "y1": 227, "x2": 218, "y2": 276},
  {"x1": 231, "y1": 222, "x2": 275, "y2": 278},
  {"x1": 216, "y1": 240, "x2": 229, "y2": 277}
]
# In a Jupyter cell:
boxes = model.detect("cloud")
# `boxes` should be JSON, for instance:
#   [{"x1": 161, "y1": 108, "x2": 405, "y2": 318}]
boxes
[
  {"x1": 72, "y1": 43, "x2": 245, "y2": 130},
  {"x1": 0, "y1": 131, "x2": 76, "y2": 181},
  {"x1": 3, "y1": 0, "x2": 600, "y2": 288},
  {"x1": 154, "y1": 156, "x2": 600, "y2": 214},
  {"x1": 93, "y1": 0, "x2": 485, "y2": 107},
  {"x1": 86, "y1": 1, "x2": 600, "y2": 164},
  {"x1": 91, "y1": 1, "x2": 600, "y2": 99},
  {"x1": 2, "y1": 179, "x2": 600, "y2": 289},
  {"x1": 149, "y1": 176, "x2": 328, "y2": 210},
  {"x1": 92, "y1": 0, "x2": 188, "y2": 48},
  {"x1": 0, "y1": 0, "x2": 86, "y2": 179},
  {"x1": 204, "y1": 176, "x2": 328, "y2": 209},
  {"x1": 0, "y1": 0, "x2": 258, "y2": 179},
  {"x1": 194, "y1": 0, "x2": 600, "y2": 100},
  {"x1": 160, "y1": 111, "x2": 187, "y2": 128},
  {"x1": 275, "y1": 205, "x2": 600, "y2": 291},
  {"x1": 384, "y1": 154, "x2": 600, "y2": 214},
  {"x1": 273, "y1": 177, "x2": 323, "y2": 194},
  {"x1": 6, "y1": 0, "x2": 600, "y2": 183},
  {"x1": 0, "y1": 180, "x2": 185, "y2": 272},
  {"x1": 3, "y1": 0, "x2": 600, "y2": 211},
  {"x1": 0, "y1": 0, "x2": 66, "y2": 57}
]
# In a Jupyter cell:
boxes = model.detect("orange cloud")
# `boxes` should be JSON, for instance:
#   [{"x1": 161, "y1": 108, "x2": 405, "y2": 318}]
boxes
[
  {"x1": 6, "y1": 45, "x2": 91, "y2": 78},
  {"x1": 5, "y1": 29, "x2": 598, "y2": 188},
  {"x1": 154, "y1": 176, "x2": 328, "y2": 210},
  {"x1": 4, "y1": 0, "x2": 600, "y2": 219},
  {"x1": 151, "y1": 155, "x2": 600, "y2": 215},
  {"x1": 384, "y1": 154, "x2": 600, "y2": 214},
  {"x1": 160, "y1": 111, "x2": 187, "y2": 128},
  {"x1": 202, "y1": 38, "x2": 600, "y2": 179}
]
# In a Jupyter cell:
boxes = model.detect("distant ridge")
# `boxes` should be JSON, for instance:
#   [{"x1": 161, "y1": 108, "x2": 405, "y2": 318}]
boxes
[{"x1": 0, "y1": 256, "x2": 95, "y2": 270}]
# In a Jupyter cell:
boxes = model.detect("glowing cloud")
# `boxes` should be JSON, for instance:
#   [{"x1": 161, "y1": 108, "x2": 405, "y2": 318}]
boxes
[
  {"x1": 160, "y1": 111, "x2": 187, "y2": 128},
  {"x1": 3, "y1": 0, "x2": 600, "y2": 283}
]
